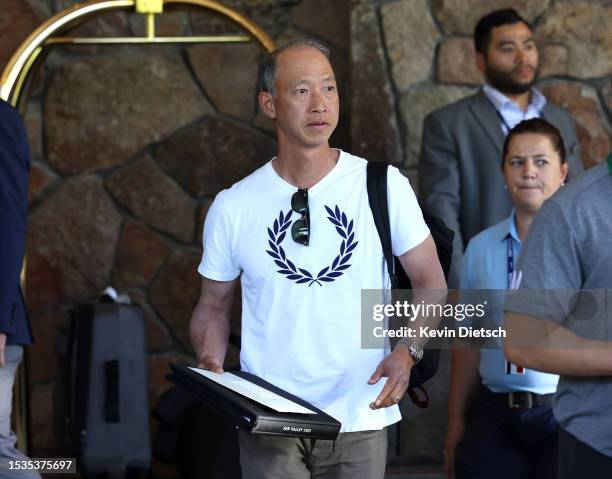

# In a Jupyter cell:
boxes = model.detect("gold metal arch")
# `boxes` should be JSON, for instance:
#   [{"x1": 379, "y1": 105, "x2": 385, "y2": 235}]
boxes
[
  {"x1": 2, "y1": 0, "x2": 275, "y2": 454},
  {"x1": 0, "y1": 0, "x2": 276, "y2": 107}
]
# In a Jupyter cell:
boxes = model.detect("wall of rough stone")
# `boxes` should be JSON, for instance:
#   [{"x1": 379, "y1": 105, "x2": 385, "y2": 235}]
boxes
[
  {"x1": 351, "y1": 0, "x2": 611, "y2": 466},
  {"x1": 351, "y1": 0, "x2": 611, "y2": 186},
  {"x1": 3, "y1": 0, "x2": 611, "y2": 474},
  {"x1": 1, "y1": 0, "x2": 349, "y2": 475}
]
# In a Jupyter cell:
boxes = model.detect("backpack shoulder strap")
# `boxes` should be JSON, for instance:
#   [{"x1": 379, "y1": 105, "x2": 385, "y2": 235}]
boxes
[
  {"x1": 367, "y1": 162, "x2": 433, "y2": 411},
  {"x1": 366, "y1": 161, "x2": 397, "y2": 287}
]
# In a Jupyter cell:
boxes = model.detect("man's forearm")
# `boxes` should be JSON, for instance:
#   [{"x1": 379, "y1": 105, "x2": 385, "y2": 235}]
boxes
[
  {"x1": 189, "y1": 277, "x2": 237, "y2": 370},
  {"x1": 505, "y1": 341, "x2": 612, "y2": 376},
  {"x1": 189, "y1": 302, "x2": 230, "y2": 369},
  {"x1": 504, "y1": 312, "x2": 612, "y2": 376}
]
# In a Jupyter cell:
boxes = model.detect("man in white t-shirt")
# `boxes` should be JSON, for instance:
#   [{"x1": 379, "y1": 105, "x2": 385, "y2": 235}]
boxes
[{"x1": 189, "y1": 38, "x2": 446, "y2": 479}]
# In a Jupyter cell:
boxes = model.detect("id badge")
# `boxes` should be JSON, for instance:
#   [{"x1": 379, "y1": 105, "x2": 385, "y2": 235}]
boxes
[{"x1": 505, "y1": 360, "x2": 526, "y2": 375}]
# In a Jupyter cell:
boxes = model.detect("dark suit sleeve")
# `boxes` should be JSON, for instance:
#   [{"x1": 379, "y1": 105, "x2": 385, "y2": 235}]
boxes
[
  {"x1": 0, "y1": 103, "x2": 30, "y2": 334},
  {"x1": 418, "y1": 111, "x2": 464, "y2": 287}
]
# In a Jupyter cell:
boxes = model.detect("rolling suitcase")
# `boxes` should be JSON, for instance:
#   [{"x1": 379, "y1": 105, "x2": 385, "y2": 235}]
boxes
[{"x1": 57, "y1": 298, "x2": 151, "y2": 478}]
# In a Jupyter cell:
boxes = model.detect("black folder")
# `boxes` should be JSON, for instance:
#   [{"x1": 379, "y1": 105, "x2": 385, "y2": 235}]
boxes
[{"x1": 167, "y1": 363, "x2": 341, "y2": 440}]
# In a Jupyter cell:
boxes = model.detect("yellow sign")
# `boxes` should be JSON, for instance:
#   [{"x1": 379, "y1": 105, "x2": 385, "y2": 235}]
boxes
[{"x1": 136, "y1": 0, "x2": 163, "y2": 13}]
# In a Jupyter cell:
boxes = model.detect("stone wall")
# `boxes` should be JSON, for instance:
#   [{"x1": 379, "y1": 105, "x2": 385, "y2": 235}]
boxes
[
  {"x1": 351, "y1": 0, "x2": 611, "y2": 466},
  {"x1": 2, "y1": 0, "x2": 611, "y2": 474},
  {"x1": 1, "y1": 0, "x2": 349, "y2": 475},
  {"x1": 351, "y1": 0, "x2": 611, "y2": 184}
]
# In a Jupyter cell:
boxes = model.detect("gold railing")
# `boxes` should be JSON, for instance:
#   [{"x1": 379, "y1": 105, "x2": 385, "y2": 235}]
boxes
[{"x1": 0, "y1": 0, "x2": 275, "y2": 108}]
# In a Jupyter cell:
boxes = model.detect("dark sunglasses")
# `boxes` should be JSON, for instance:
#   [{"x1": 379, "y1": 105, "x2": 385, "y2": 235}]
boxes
[{"x1": 291, "y1": 188, "x2": 310, "y2": 246}]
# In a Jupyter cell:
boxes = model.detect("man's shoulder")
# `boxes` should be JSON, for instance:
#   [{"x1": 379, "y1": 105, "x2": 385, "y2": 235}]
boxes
[
  {"x1": 542, "y1": 100, "x2": 573, "y2": 125},
  {"x1": 550, "y1": 163, "x2": 610, "y2": 208},
  {"x1": 425, "y1": 89, "x2": 483, "y2": 122},
  {"x1": 340, "y1": 150, "x2": 368, "y2": 170},
  {"x1": 230, "y1": 161, "x2": 271, "y2": 188},
  {"x1": 216, "y1": 161, "x2": 271, "y2": 205},
  {"x1": 0, "y1": 99, "x2": 21, "y2": 124},
  {"x1": 0, "y1": 98, "x2": 14, "y2": 113},
  {"x1": 328, "y1": 150, "x2": 369, "y2": 183},
  {"x1": 351, "y1": 154, "x2": 412, "y2": 190}
]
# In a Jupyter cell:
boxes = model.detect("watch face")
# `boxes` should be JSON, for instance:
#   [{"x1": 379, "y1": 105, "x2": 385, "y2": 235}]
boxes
[{"x1": 410, "y1": 344, "x2": 424, "y2": 362}]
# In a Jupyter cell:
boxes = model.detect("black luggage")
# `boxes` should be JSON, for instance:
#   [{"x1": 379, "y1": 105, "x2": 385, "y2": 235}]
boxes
[
  {"x1": 56, "y1": 299, "x2": 151, "y2": 478},
  {"x1": 153, "y1": 386, "x2": 242, "y2": 479}
]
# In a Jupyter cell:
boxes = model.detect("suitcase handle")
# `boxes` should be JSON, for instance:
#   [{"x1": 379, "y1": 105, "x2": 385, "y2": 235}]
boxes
[{"x1": 104, "y1": 359, "x2": 120, "y2": 422}]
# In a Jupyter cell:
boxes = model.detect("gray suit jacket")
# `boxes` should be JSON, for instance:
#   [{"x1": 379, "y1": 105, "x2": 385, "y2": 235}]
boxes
[{"x1": 418, "y1": 88, "x2": 582, "y2": 287}]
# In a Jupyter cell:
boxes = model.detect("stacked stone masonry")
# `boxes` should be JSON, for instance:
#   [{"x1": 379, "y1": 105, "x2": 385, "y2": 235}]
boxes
[{"x1": 0, "y1": 0, "x2": 609, "y2": 473}]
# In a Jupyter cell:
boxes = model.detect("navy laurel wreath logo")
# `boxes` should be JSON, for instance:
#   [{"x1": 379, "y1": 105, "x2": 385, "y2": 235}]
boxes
[{"x1": 265, "y1": 205, "x2": 358, "y2": 287}]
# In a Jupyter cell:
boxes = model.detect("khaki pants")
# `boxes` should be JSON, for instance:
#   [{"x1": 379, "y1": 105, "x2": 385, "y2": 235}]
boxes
[{"x1": 239, "y1": 428, "x2": 387, "y2": 479}]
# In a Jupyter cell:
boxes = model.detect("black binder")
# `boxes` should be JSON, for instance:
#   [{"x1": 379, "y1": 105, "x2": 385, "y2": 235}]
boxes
[{"x1": 167, "y1": 363, "x2": 341, "y2": 440}]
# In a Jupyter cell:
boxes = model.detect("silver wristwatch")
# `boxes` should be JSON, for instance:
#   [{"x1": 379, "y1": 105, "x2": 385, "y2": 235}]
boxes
[{"x1": 408, "y1": 342, "x2": 424, "y2": 364}]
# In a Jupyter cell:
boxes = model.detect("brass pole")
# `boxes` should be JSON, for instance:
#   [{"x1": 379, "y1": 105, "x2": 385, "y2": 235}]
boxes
[
  {"x1": 0, "y1": 0, "x2": 275, "y2": 104},
  {"x1": 146, "y1": 13, "x2": 155, "y2": 40}
]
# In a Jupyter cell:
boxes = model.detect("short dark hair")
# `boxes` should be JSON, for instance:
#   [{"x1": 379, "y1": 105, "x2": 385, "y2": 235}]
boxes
[
  {"x1": 501, "y1": 118, "x2": 567, "y2": 170},
  {"x1": 474, "y1": 8, "x2": 532, "y2": 54},
  {"x1": 258, "y1": 38, "x2": 331, "y2": 96}
]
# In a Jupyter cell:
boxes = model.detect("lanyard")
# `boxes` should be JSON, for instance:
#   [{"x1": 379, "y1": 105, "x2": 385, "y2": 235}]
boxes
[
  {"x1": 607, "y1": 152, "x2": 612, "y2": 172},
  {"x1": 505, "y1": 234, "x2": 525, "y2": 374},
  {"x1": 487, "y1": 94, "x2": 535, "y2": 134},
  {"x1": 495, "y1": 108, "x2": 514, "y2": 134},
  {"x1": 506, "y1": 236, "x2": 514, "y2": 289}
]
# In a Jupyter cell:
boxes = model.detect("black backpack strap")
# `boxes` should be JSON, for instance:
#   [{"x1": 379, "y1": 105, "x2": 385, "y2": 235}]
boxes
[
  {"x1": 367, "y1": 162, "x2": 435, "y2": 416},
  {"x1": 366, "y1": 162, "x2": 398, "y2": 288},
  {"x1": 407, "y1": 386, "x2": 430, "y2": 409}
]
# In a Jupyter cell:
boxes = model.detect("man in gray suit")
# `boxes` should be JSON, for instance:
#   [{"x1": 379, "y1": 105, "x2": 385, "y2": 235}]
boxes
[{"x1": 419, "y1": 8, "x2": 583, "y2": 287}]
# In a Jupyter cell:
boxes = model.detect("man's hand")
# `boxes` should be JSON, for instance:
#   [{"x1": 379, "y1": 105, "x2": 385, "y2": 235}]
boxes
[
  {"x1": 0, "y1": 332, "x2": 6, "y2": 368},
  {"x1": 444, "y1": 417, "x2": 465, "y2": 478},
  {"x1": 196, "y1": 353, "x2": 224, "y2": 374},
  {"x1": 368, "y1": 344, "x2": 414, "y2": 409}
]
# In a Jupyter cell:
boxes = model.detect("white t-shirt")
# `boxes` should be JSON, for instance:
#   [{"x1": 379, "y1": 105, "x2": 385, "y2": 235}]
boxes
[{"x1": 198, "y1": 150, "x2": 429, "y2": 432}]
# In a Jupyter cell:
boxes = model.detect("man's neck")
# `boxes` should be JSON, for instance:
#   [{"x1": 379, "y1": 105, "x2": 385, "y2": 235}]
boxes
[
  {"x1": 502, "y1": 90, "x2": 531, "y2": 113},
  {"x1": 273, "y1": 145, "x2": 339, "y2": 189},
  {"x1": 514, "y1": 207, "x2": 536, "y2": 241}
]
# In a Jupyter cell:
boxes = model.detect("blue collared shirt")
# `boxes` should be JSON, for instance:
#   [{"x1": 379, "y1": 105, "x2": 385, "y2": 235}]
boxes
[
  {"x1": 460, "y1": 212, "x2": 558, "y2": 394},
  {"x1": 483, "y1": 84, "x2": 547, "y2": 134}
]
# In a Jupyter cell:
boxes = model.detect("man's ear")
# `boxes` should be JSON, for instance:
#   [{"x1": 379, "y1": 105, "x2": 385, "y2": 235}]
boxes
[
  {"x1": 475, "y1": 52, "x2": 486, "y2": 74},
  {"x1": 258, "y1": 91, "x2": 276, "y2": 119}
]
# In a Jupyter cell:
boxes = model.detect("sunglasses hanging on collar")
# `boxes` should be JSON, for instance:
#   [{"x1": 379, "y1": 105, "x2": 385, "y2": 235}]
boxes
[{"x1": 291, "y1": 188, "x2": 310, "y2": 246}]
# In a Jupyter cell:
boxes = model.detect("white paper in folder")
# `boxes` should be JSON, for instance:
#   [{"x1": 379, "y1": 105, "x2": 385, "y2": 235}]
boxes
[{"x1": 189, "y1": 367, "x2": 316, "y2": 414}]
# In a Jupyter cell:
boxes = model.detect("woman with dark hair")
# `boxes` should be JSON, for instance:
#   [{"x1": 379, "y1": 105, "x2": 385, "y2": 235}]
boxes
[{"x1": 444, "y1": 118, "x2": 569, "y2": 479}]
